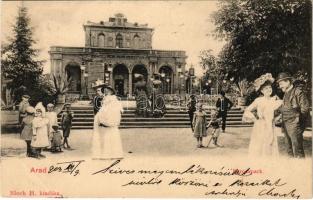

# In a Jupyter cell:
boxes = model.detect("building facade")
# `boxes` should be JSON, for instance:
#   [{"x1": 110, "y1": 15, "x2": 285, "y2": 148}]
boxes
[{"x1": 49, "y1": 13, "x2": 187, "y2": 98}]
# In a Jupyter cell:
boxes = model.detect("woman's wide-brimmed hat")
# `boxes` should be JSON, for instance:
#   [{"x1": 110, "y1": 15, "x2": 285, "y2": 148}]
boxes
[
  {"x1": 276, "y1": 72, "x2": 293, "y2": 83},
  {"x1": 92, "y1": 79, "x2": 106, "y2": 89},
  {"x1": 254, "y1": 73, "x2": 275, "y2": 91}
]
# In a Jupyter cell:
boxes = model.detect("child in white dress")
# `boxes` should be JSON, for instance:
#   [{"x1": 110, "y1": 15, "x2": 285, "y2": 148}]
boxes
[
  {"x1": 45, "y1": 103, "x2": 58, "y2": 148},
  {"x1": 31, "y1": 102, "x2": 50, "y2": 158}
]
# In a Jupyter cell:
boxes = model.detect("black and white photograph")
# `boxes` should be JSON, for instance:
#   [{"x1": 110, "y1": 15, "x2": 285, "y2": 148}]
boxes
[{"x1": 1, "y1": 0, "x2": 312, "y2": 198}]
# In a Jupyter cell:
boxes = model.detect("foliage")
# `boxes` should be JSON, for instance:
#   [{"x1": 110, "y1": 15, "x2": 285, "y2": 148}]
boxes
[
  {"x1": 199, "y1": 50, "x2": 222, "y2": 83},
  {"x1": 1, "y1": 92, "x2": 16, "y2": 110},
  {"x1": 231, "y1": 79, "x2": 254, "y2": 97},
  {"x1": 0, "y1": 6, "x2": 56, "y2": 106},
  {"x1": 212, "y1": 0, "x2": 312, "y2": 84},
  {"x1": 1, "y1": 6, "x2": 44, "y2": 96},
  {"x1": 27, "y1": 75, "x2": 57, "y2": 107},
  {"x1": 50, "y1": 74, "x2": 72, "y2": 95}
]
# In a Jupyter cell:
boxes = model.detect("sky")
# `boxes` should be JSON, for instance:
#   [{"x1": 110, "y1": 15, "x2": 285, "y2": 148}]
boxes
[{"x1": 1, "y1": 1, "x2": 226, "y2": 76}]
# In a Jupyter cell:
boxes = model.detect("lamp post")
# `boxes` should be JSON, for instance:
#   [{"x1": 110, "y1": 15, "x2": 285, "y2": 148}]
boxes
[
  {"x1": 184, "y1": 71, "x2": 189, "y2": 94},
  {"x1": 108, "y1": 64, "x2": 113, "y2": 85},
  {"x1": 207, "y1": 79, "x2": 213, "y2": 106},
  {"x1": 166, "y1": 77, "x2": 170, "y2": 94},
  {"x1": 208, "y1": 79, "x2": 212, "y2": 95},
  {"x1": 161, "y1": 71, "x2": 165, "y2": 94},
  {"x1": 179, "y1": 73, "x2": 184, "y2": 95},
  {"x1": 84, "y1": 72, "x2": 88, "y2": 98},
  {"x1": 103, "y1": 63, "x2": 113, "y2": 85},
  {"x1": 80, "y1": 63, "x2": 87, "y2": 99},
  {"x1": 177, "y1": 67, "x2": 182, "y2": 94}
]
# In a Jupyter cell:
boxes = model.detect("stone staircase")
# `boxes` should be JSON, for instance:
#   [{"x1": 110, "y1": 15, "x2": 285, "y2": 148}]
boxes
[{"x1": 58, "y1": 105, "x2": 252, "y2": 129}]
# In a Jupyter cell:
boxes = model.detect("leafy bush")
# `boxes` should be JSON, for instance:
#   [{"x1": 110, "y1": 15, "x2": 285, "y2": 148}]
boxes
[
  {"x1": 49, "y1": 74, "x2": 72, "y2": 95},
  {"x1": 231, "y1": 79, "x2": 254, "y2": 97}
]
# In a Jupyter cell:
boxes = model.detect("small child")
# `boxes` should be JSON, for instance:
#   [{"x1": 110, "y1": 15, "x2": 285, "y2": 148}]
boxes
[
  {"x1": 61, "y1": 103, "x2": 74, "y2": 149},
  {"x1": 31, "y1": 102, "x2": 50, "y2": 158},
  {"x1": 206, "y1": 108, "x2": 223, "y2": 147},
  {"x1": 192, "y1": 104, "x2": 208, "y2": 148},
  {"x1": 51, "y1": 125, "x2": 63, "y2": 152}
]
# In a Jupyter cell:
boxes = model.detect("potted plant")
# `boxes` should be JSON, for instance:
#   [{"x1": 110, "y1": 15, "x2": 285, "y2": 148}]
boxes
[
  {"x1": 231, "y1": 79, "x2": 253, "y2": 107},
  {"x1": 50, "y1": 74, "x2": 72, "y2": 104}
]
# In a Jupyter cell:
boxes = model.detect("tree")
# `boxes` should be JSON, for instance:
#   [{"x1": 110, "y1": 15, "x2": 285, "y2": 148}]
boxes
[
  {"x1": 1, "y1": 6, "x2": 44, "y2": 101},
  {"x1": 212, "y1": 0, "x2": 312, "y2": 84},
  {"x1": 199, "y1": 50, "x2": 230, "y2": 93}
]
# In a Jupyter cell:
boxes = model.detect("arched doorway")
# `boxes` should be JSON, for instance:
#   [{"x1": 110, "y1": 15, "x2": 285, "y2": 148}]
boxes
[
  {"x1": 113, "y1": 64, "x2": 129, "y2": 97},
  {"x1": 159, "y1": 66, "x2": 173, "y2": 94},
  {"x1": 132, "y1": 64, "x2": 148, "y2": 95},
  {"x1": 65, "y1": 63, "x2": 81, "y2": 92}
]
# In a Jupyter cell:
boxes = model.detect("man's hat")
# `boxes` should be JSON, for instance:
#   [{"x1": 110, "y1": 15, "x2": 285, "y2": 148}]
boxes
[
  {"x1": 52, "y1": 124, "x2": 59, "y2": 129},
  {"x1": 64, "y1": 103, "x2": 71, "y2": 107},
  {"x1": 22, "y1": 95, "x2": 30, "y2": 99},
  {"x1": 103, "y1": 85, "x2": 116, "y2": 95},
  {"x1": 276, "y1": 72, "x2": 293, "y2": 83},
  {"x1": 92, "y1": 79, "x2": 106, "y2": 89}
]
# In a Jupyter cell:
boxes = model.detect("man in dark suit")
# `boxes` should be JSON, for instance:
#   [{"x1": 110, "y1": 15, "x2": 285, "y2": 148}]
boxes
[
  {"x1": 277, "y1": 72, "x2": 310, "y2": 158},
  {"x1": 216, "y1": 91, "x2": 233, "y2": 133}
]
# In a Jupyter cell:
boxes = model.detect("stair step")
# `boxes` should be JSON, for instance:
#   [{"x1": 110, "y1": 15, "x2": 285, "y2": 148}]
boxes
[
  {"x1": 72, "y1": 121, "x2": 248, "y2": 126},
  {"x1": 59, "y1": 117, "x2": 245, "y2": 121},
  {"x1": 57, "y1": 105, "x2": 250, "y2": 129},
  {"x1": 69, "y1": 124, "x2": 253, "y2": 129},
  {"x1": 61, "y1": 111, "x2": 244, "y2": 116}
]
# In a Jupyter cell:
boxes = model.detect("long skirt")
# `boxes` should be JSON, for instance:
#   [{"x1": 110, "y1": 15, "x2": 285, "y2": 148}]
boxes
[
  {"x1": 92, "y1": 126, "x2": 123, "y2": 159},
  {"x1": 248, "y1": 119, "x2": 279, "y2": 157}
]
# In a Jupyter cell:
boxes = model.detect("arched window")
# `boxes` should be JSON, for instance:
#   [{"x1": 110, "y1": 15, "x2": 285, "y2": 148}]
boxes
[
  {"x1": 98, "y1": 33, "x2": 105, "y2": 47},
  {"x1": 116, "y1": 33, "x2": 123, "y2": 48},
  {"x1": 133, "y1": 34, "x2": 140, "y2": 48}
]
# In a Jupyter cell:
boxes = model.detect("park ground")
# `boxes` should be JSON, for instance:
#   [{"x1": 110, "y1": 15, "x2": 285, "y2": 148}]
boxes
[
  {"x1": 1, "y1": 127, "x2": 312, "y2": 198},
  {"x1": 1, "y1": 127, "x2": 312, "y2": 159}
]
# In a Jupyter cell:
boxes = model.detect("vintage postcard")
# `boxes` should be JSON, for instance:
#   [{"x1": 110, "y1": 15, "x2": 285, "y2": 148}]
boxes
[{"x1": 1, "y1": 0, "x2": 312, "y2": 198}]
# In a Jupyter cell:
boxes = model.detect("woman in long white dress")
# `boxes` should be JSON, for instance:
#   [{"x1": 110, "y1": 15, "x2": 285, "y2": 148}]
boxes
[
  {"x1": 92, "y1": 86, "x2": 124, "y2": 160},
  {"x1": 243, "y1": 73, "x2": 282, "y2": 157}
]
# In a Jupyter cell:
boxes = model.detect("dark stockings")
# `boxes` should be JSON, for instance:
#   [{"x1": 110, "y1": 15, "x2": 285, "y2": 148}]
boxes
[
  {"x1": 25, "y1": 140, "x2": 32, "y2": 156},
  {"x1": 63, "y1": 137, "x2": 70, "y2": 148}
]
